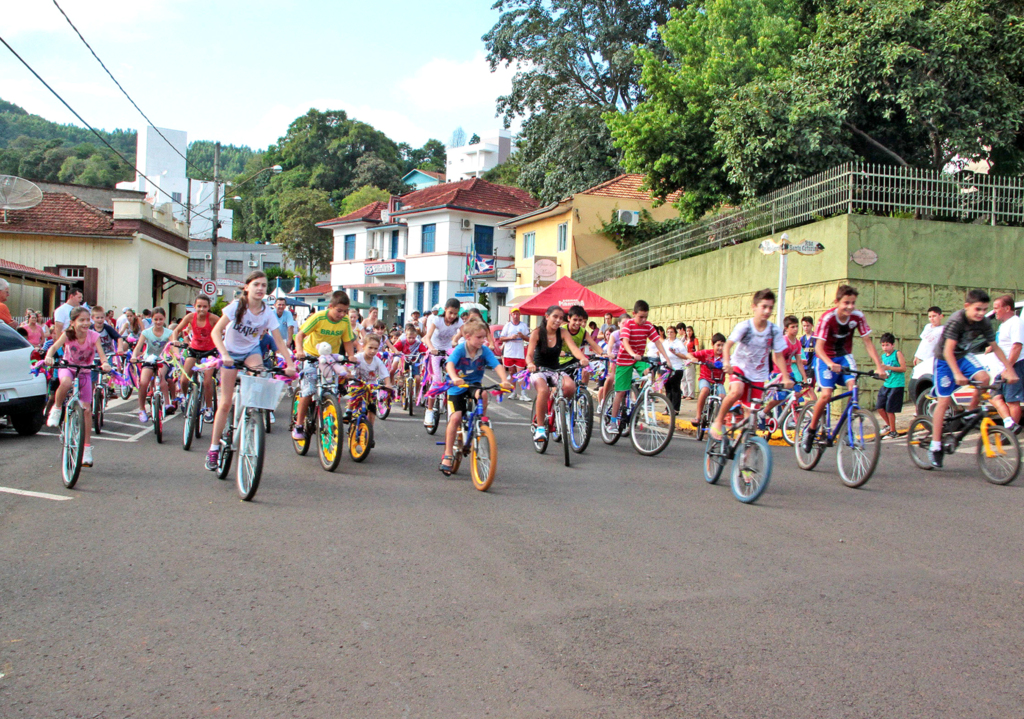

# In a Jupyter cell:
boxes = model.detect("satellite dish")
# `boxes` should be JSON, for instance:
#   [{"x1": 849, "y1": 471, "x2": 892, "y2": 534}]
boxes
[{"x1": 0, "y1": 175, "x2": 43, "y2": 221}]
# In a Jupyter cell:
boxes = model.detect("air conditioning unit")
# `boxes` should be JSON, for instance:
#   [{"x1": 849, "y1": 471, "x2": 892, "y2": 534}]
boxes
[
  {"x1": 203, "y1": 254, "x2": 212, "y2": 260},
  {"x1": 461, "y1": 219, "x2": 472, "y2": 231},
  {"x1": 367, "y1": 249, "x2": 379, "y2": 259},
  {"x1": 617, "y1": 210, "x2": 640, "y2": 226},
  {"x1": 247, "y1": 260, "x2": 259, "y2": 268},
  {"x1": 216, "y1": 289, "x2": 224, "y2": 296}
]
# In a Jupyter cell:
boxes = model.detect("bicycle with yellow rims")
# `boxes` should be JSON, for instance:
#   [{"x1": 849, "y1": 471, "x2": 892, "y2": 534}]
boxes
[
  {"x1": 290, "y1": 356, "x2": 351, "y2": 473},
  {"x1": 436, "y1": 380, "x2": 509, "y2": 491},
  {"x1": 343, "y1": 379, "x2": 393, "y2": 462},
  {"x1": 906, "y1": 380, "x2": 1021, "y2": 484}
]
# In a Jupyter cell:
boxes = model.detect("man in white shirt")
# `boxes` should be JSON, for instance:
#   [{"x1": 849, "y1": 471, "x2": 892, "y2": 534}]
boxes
[
  {"x1": 115, "y1": 307, "x2": 131, "y2": 334},
  {"x1": 913, "y1": 306, "x2": 944, "y2": 365},
  {"x1": 992, "y1": 294, "x2": 1024, "y2": 422},
  {"x1": 498, "y1": 308, "x2": 531, "y2": 400},
  {"x1": 53, "y1": 288, "x2": 84, "y2": 335}
]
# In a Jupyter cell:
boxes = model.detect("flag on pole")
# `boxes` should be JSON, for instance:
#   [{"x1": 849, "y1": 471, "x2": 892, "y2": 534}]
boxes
[{"x1": 474, "y1": 256, "x2": 494, "y2": 274}]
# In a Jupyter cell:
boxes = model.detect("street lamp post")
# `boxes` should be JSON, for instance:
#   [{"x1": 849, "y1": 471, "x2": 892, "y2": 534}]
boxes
[{"x1": 758, "y1": 232, "x2": 826, "y2": 323}]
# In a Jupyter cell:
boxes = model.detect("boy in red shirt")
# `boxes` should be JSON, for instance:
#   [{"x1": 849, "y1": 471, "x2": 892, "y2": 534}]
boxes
[
  {"x1": 681, "y1": 332, "x2": 727, "y2": 425},
  {"x1": 608, "y1": 300, "x2": 670, "y2": 431}
]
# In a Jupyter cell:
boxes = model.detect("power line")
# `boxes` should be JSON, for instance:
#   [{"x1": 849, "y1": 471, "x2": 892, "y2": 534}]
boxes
[
  {"x1": 0, "y1": 32, "x2": 214, "y2": 225},
  {"x1": 49, "y1": 0, "x2": 207, "y2": 179}
]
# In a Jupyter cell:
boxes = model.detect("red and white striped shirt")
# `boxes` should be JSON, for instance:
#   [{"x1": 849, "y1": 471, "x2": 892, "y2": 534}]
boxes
[{"x1": 616, "y1": 319, "x2": 659, "y2": 367}]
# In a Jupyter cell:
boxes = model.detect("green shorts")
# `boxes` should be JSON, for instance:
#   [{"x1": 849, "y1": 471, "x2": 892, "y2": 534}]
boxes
[{"x1": 615, "y1": 361, "x2": 649, "y2": 392}]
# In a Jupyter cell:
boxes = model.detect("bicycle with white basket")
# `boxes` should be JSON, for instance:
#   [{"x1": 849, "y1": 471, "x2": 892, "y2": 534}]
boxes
[{"x1": 214, "y1": 362, "x2": 290, "y2": 500}]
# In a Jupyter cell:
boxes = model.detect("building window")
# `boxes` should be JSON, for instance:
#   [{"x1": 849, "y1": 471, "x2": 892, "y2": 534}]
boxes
[
  {"x1": 474, "y1": 225, "x2": 494, "y2": 256},
  {"x1": 557, "y1": 223, "x2": 568, "y2": 252},
  {"x1": 390, "y1": 230, "x2": 399, "y2": 260},
  {"x1": 416, "y1": 282, "x2": 424, "y2": 314},
  {"x1": 262, "y1": 260, "x2": 280, "y2": 270},
  {"x1": 422, "y1": 224, "x2": 435, "y2": 253},
  {"x1": 523, "y1": 232, "x2": 535, "y2": 258},
  {"x1": 171, "y1": 192, "x2": 182, "y2": 204},
  {"x1": 344, "y1": 234, "x2": 356, "y2": 260},
  {"x1": 225, "y1": 260, "x2": 244, "y2": 275},
  {"x1": 430, "y1": 281, "x2": 440, "y2": 309},
  {"x1": 188, "y1": 258, "x2": 206, "y2": 273}
]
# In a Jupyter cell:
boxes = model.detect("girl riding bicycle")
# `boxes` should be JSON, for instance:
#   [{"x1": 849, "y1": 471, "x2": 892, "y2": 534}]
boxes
[
  {"x1": 423, "y1": 298, "x2": 463, "y2": 429},
  {"x1": 44, "y1": 306, "x2": 111, "y2": 468},
  {"x1": 526, "y1": 305, "x2": 589, "y2": 442},
  {"x1": 206, "y1": 271, "x2": 296, "y2": 470},
  {"x1": 171, "y1": 295, "x2": 221, "y2": 423},
  {"x1": 134, "y1": 307, "x2": 176, "y2": 423}
]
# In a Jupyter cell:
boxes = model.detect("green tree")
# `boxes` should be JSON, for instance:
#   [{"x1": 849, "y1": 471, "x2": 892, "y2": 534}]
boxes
[
  {"x1": 340, "y1": 185, "x2": 390, "y2": 215},
  {"x1": 274, "y1": 188, "x2": 336, "y2": 275},
  {"x1": 398, "y1": 139, "x2": 447, "y2": 173}
]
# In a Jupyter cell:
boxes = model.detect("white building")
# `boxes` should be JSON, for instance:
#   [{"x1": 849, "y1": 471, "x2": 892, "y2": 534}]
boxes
[
  {"x1": 318, "y1": 178, "x2": 538, "y2": 326},
  {"x1": 445, "y1": 130, "x2": 512, "y2": 182},
  {"x1": 117, "y1": 126, "x2": 233, "y2": 239}
]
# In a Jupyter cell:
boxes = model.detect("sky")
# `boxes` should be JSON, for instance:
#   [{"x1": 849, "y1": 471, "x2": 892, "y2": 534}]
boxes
[{"x1": 1, "y1": 0, "x2": 519, "y2": 151}]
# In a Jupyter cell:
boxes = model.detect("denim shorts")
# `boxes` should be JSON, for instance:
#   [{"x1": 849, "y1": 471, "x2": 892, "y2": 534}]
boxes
[
  {"x1": 996, "y1": 359, "x2": 1024, "y2": 403},
  {"x1": 698, "y1": 378, "x2": 725, "y2": 396}
]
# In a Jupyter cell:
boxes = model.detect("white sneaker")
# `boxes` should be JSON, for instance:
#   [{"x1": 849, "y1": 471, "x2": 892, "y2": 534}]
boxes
[
  {"x1": 82, "y1": 445, "x2": 93, "y2": 467},
  {"x1": 534, "y1": 426, "x2": 547, "y2": 442},
  {"x1": 47, "y1": 406, "x2": 61, "y2": 428},
  {"x1": 269, "y1": 411, "x2": 276, "y2": 424},
  {"x1": 424, "y1": 409, "x2": 436, "y2": 427}
]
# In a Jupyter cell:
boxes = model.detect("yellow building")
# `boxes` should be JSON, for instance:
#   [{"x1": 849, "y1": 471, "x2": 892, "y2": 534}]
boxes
[
  {"x1": 0, "y1": 192, "x2": 197, "y2": 318},
  {"x1": 500, "y1": 174, "x2": 682, "y2": 306}
]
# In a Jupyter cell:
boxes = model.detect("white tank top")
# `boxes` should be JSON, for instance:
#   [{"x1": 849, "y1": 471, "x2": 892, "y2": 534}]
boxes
[{"x1": 430, "y1": 315, "x2": 463, "y2": 351}]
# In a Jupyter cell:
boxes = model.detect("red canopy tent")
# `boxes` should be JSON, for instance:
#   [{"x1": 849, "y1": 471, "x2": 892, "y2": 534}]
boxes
[{"x1": 510, "y1": 276, "x2": 624, "y2": 316}]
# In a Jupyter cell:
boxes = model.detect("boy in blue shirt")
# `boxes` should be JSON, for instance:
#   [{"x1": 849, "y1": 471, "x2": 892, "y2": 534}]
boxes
[{"x1": 439, "y1": 319, "x2": 513, "y2": 475}]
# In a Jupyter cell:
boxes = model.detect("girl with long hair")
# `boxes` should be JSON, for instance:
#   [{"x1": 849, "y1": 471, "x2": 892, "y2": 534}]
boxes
[{"x1": 525, "y1": 305, "x2": 589, "y2": 442}]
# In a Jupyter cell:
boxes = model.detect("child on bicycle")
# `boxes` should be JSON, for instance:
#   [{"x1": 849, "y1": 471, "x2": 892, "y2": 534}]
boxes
[
  {"x1": 352, "y1": 333, "x2": 393, "y2": 431},
  {"x1": 597, "y1": 325, "x2": 621, "y2": 408},
  {"x1": 133, "y1": 307, "x2": 175, "y2": 423},
  {"x1": 423, "y1": 298, "x2": 463, "y2": 429},
  {"x1": 762, "y1": 315, "x2": 809, "y2": 419},
  {"x1": 439, "y1": 319, "x2": 513, "y2": 475},
  {"x1": 45, "y1": 306, "x2": 111, "y2": 468},
  {"x1": 561, "y1": 305, "x2": 605, "y2": 385},
  {"x1": 526, "y1": 305, "x2": 590, "y2": 441},
  {"x1": 391, "y1": 323, "x2": 426, "y2": 383},
  {"x1": 681, "y1": 333, "x2": 727, "y2": 426},
  {"x1": 170, "y1": 295, "x2": 221, "y2": 422},
  {"x1": 207, "y1": 271, "x2": 296, "y2": 470},
  {"x1": 929, "y1": 289, "x2": 1019, "y2": 469},
  {"x1": 292, "y1": 290, "x2": 356, "y2": 441},
  {"x1": 876, "y1": 332, "x2": 907, "y2": 440},
  {"x1": 710, "y1": 289, "x2": 794, "y2": 440},
  {"x1": 801, "y1": 285, "x2": 888, "y2": 454},
  {"x1": 608, "y1": 300, "x2": 669, "y2": 434}
]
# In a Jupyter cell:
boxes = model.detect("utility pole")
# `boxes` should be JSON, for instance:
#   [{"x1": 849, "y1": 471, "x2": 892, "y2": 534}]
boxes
[
  {"x1": 185, "y1": 177, "x2": 192, "y2": 232},
  {"x1": 210, "y1": 142, "x2": 220, "y2": 281}
]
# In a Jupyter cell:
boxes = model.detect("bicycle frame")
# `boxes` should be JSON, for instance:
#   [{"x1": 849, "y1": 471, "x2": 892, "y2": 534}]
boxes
[{"x1": 817, "y1": 383, "x2": 860, "y2": 447}]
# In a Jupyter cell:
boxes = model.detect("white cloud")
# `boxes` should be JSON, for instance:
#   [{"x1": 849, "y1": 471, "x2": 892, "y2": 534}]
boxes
[{"x1": 397, "y1": 51, "x2": 515, "y2": 112}]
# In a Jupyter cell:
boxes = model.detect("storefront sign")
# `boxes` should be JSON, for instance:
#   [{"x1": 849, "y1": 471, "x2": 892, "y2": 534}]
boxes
[
  {"x1": 365, "y1": 260, "x2": 405, "y2": 276},
  {"x1": 496, "y1": 268, "x2": 516, "y2": 283},
  {"x1": 533, "y1": 257, "x2": 557, "y2": 286}
]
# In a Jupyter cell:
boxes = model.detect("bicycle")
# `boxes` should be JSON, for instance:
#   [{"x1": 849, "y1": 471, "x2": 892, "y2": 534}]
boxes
[
  {"x1": 179, "y1": 352, "x2": 219, "y2": 452},
  {"x1": 43, "y1": 360, "x2": 95, "y2": 489},
  {"x1": 568, "y1": 362, "x2": 594, "y2": 454},
  {"x1": 762, "y1": 378, "x2": 813, "y2": 446},
  {"x1": 434, "y1": 381, "x2": 508, "y2": 491},
  {"x1": 694, "y1": 361, "x2": 725, "y2": 442},
  {"x1": 91, "y1": 363, "x2": 113, "y2": 435},
  {"x1": 702, "y1": 373, "x2": 781, "y2": 503},
  {"x1": 401, "y1": 352, "x2": 424, "y2": 416},
  {"x1": 906, "y1": 381, "x2": 1021, "y2": 484},
  {"x1": 214, "y1": 363, "x2": 290, "y2": 500},
  {"x1": 422, "y1": 350, "x2": 452, "y2": 435},
  {"x1": 115, "y1": 339, "x2": 138, "y2": 400},
  {"x1": 599, "y1": 361, "x2": 676, "y2": 456},
  {"x1": 794, "y1": 368, "x2": 883, "y2": 488},
  {"x1": 530, "y1": 368, "x2": 576, "y2": 467},
  {"x1": 344, "y1": 378, "x2": 392, "y2": 462},
  {"x1": 134, "y1": 356, "x2": 168, "y2": 444},
  {"x1": 290, "y1": 355, "x2": 351, "y2": 472}
]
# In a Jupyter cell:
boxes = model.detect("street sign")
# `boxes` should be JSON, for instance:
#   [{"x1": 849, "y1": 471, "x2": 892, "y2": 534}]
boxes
[
  {"x1": 201, "y1": 280, "x2": 217, "y2": 296},
  {"x1": 758, "y1": 240, "x2": 782, "y2": 255},
  {"x1": 759, "y1": 239, "x2": 825, "y2": 256}
]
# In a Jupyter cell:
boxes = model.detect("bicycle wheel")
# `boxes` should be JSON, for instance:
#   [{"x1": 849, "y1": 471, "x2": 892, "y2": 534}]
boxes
[
  {"x1": 977, "y1": 423, "x2": 1021, "y2": 485},
  {"x1": 471, "y1": 423, "x2": 498, "y2": 492},
  {"x1": 906, "y1": 416, "x2": 933, "y2": 470},
  {"x1": 182, "y1": 388, "x2": 199, "y2": 451},
  {"x1": 92, "y1": 384, "x2": 104, "y2": 435},
  {"x1": 237, "y1": 409, "x2": 265, "y2": 500},
  {"x1": 318, "y1": 394, "x2": 343, "y2": 472},
  {"x1": 153, "y1": 394, "x2": 163, "y2": 444},
  {"x1": 118, "y1": 376, "x2": 133, "y2": 401},
  {"x1": 425, "y1": 399, "x2": 441, "y2": 435},
  {"x1": 836, "y1": 408, "x2": 881, "y2": 488},
  {"x1": 569, "y1": 391, "x2": 593, "y2": 454},
  {"x1": 599, "y1": 397, "x2": 622, "y2": 445},
  {"x1": 703, "y1": 431, "x2": 727, "y2": 484},
  {"x1": 406, "y1": 377, "x2": 415, "y2": 415},
  {"x1": 216, "y1": 423, "x2": 234, "y2": 480},
  {"x1": 378, "y1": 391, "x2": 392, "y2": 420},
  {"x1": 557, "y1": 399, "x2": 571, "y2": 467},
  {"x1": 450, "y1": 432, "x2": 463, "y2": 475},
  {"x1": 794, "y1": 404, "x2": 824, "y2": 470},
  {"x1": 349, "y1": 417, "x2": 373, "y2": 462},
  {"x1": 631, "y1": 391, "x2": 675, "y2": 456},
  {"x1": 62, "y1": 403, "x2": 84, "y2": 489},
  {"x1": 698, "y1": 396, "x2": 720, "y2": 442},
  {"x1": 780, "y1": 405, "x2": 798, "y2": 446},
  {"x1": 264, "y1": 405, "x2": 273, "y2": 434},
  {"x1": 291, "y1": 394, "x2": 310, "y2": 456},
  {"x1": 731, "y1": 435, "x2": 772, "y2": 503}
]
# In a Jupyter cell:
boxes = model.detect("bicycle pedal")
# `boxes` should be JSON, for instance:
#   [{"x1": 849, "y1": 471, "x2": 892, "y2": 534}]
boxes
[{"x1": 435, "y1": 441, "x2": 445, "y2": 446}]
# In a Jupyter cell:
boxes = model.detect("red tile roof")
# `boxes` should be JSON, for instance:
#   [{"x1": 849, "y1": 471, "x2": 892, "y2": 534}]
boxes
[
  {"x1": 579, "y1": 174, "x2": 683, "y2": 203},
  {"x1": 317, "y1": 201, "x2": 387, "y2": 228},
  {"x1": 394, "y1": 178, "x2": 538, "y2": 218},
  {"x1": 0, "y1": 258, "x2": 69, "y2": 282},
  {"x1": 0, "y1": 192, "x2": 134, "y2": 237},
  {"x1": 420, "y1": 170, "x2": 445, "y2": 182},
  {"x1": 289, "y1": 282, "x2": 335, "y2": 296}
]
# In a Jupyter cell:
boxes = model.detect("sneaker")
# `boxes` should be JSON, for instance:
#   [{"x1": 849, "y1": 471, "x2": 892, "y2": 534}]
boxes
[
  {"x1": 886, "y1": 431, "x2": 899, "y2": 441},
  {"x1": 269, "y1": 410, "x2": 276, "y2": 424},
  {"x1": 801, "y1": 426, "x2": 815, "y2": 454},
  {"x1": 46, "y1": 406, "x2": 61, "y2": 428},
  {"x1": 930, "y1": 449, "x2": 944, "y2": 469},
  {"x1": 164, "y1": 404, "x2": 176, "y2": 416},
  {"x1": 424, "y1": 409, "x2": 436, "y2": 427},
  {"x1": 82, "y1": 445, "x2": 93, "y2": 467},
  {"x1": 138, "y1": 410, "x2": 149, "y2": 424},
  {"x1": 205, "y1": 448, "x2": 220, "y2": 471},
  {"x1": 202, "y1": 407, "x2": 215, "y2": 423},
  {"x1": 292, "y1": 426, "x2": 305, "y2": 441},
  {"x1": 879, "y1": 424, "x2": 890, "y2": 436},
  {"x1": 533, "y1": 426, "x2": 547, "y2": 442}
]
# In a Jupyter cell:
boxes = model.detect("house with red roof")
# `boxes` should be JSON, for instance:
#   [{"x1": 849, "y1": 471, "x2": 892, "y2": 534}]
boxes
[
  {"x1": 499, "y1": 174, "x2": 683, "y2": 304},
  {"x1": 0, "y1": 190, "x2": 198, "y2": 317},
  {"x1": 316, "y1": 178, "x2": 537, "y2": 325}
]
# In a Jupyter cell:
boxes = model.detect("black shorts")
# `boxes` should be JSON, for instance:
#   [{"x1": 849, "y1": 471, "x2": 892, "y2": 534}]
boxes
[
  {"x1": 447, "y1": 392, "x2": 471, "y2": 415},
  {"x1": 185, "y1": 347, "x2": 219, "y2": 361},
  {"x1": 876, "y1": 386, "x2": 904, "y2": 414}
]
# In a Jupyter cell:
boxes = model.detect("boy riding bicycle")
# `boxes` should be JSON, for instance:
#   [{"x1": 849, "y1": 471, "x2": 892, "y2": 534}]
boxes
[
  {"x1": 681, "y1": 332, "x2": 727, "y2": 426},
  {"x1": 608, "y1": 300, "x2": 670, "y2": 433}
]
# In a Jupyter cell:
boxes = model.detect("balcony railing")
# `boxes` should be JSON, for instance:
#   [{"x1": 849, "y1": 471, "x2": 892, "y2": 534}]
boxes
[{"x1": 573, "y1": 162, "x2": 1024, "y2": 286}]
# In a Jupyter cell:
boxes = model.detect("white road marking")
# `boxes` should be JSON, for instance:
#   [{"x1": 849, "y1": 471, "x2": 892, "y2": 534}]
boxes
[{"x1": 0, "y1": 486, "x2": 72, "y2": 501}]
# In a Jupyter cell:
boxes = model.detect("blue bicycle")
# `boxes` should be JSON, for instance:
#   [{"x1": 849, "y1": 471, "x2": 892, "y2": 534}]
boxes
[
  {"x1": 794, "y1": 368, "x2": 882, "y2": 488},
  {"x1": 567, "y1": 362, "x2": 594, "y2": 454},
  {"x1": 433, "y1": 381, "x2": 508, "y2": 491}
]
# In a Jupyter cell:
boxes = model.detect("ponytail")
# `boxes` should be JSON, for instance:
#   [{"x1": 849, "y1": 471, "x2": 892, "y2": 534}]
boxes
[
  {"x1": 65, "y1": 306, "x2": 90, "y2": 343},
  {"x1": 236, "y1": 270, "x2": 267, "y2": 326}
]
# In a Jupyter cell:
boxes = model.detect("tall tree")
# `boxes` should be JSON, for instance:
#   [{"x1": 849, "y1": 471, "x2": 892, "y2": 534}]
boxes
[{"x1": 274, "y1": 188, "x2": 336, "y2": 275}]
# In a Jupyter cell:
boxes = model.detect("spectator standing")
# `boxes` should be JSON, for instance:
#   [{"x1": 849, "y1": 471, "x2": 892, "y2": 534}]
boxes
[
  {"x1": 991, "y1": 295, "x2": 1024, "y2": 423},
  {"x1": 19, "y1": 308, "x2": 45, "y2": 347},
  {"x1": 599, "y1": 312, "x2": 616, "y2": 341},
  {"x1": 913, "y1": 306, "x2": 944, "y2": 365},
  {"x1": 664, "y1": 325, "x2": 688, "y2": 411},
  {"x1": 499, "y1": 308, "x2": 531, "y2": 400},
  {"x1": 0, "y1": 279, "x2": 15, "y2": 328},
  {"x1": 273, "y1": 297, "x2": 298, "y2": 349},
  {"x1": 53, "y1": 287, "x2": 84, "y2": 335},
  {"x1": 142, "y1": 308, "x2": 153, "y2": 328},
  {"x1": 683, "y1": 325, "x2": 700, "y2": 399}
]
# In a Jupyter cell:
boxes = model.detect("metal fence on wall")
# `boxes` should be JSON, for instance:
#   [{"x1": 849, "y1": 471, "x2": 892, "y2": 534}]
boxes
[{"x1": 573, "y1": 162, "x2": 1024, "y2": 287}]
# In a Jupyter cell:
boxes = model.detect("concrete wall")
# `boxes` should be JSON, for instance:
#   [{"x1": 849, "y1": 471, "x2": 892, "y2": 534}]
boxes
[{"x1": 589, "y1": 214, "x2": 1024, "y2": 393}]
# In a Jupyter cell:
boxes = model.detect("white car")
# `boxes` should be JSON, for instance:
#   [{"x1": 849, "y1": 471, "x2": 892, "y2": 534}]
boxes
[{"x1": 0, "y1": 323, "x2": 47, "y2": 435}]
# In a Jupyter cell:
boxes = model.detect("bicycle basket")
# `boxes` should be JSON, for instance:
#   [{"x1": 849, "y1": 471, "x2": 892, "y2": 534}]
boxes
[{"x1": 239, "y1": 374, "x2": 286, "y2": 410}]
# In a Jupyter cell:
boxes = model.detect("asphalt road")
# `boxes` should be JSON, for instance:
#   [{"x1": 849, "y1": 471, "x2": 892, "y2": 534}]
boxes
[{"x1": 2, "y1": 390, "x2": 1023, "y2": 718}]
